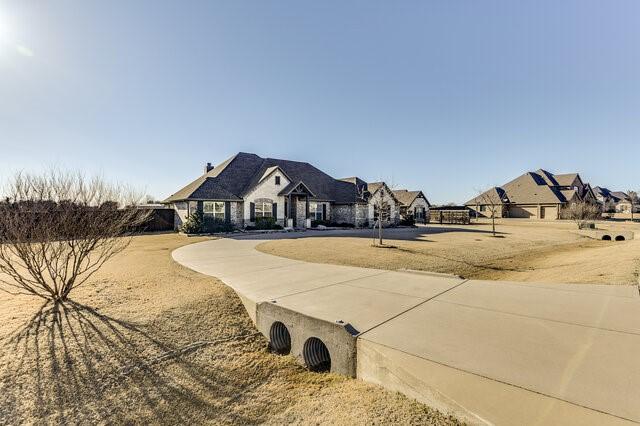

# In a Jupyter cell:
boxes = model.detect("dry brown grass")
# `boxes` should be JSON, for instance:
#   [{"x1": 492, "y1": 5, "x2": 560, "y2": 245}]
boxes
[
  {"x1": 0, "y1": 233, "x2": 461, "y2": 425},
  {"x1": 257, "y1": 220, "x2": 640, "y2": 285}
]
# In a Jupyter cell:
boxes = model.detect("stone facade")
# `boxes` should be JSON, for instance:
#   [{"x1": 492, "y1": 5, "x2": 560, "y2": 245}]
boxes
[
  {"x1": 409, "y1": 197, "x2": 430, "y2": 223},
  {"x1": 332, "y1": 204, "x2": 355, "y2": 224},
  {"x1": 367, "y1": 187, "x2": 400, "y2": 226},
  {"x1": 231, "y1": 201, "x2": 243, "y2": 227},
  {"x1": 355, "y1": 204, "x2": 369, "y2": 227},
  {"x1": 243, "y1": 168, "x2": 291, "y2": 226}
]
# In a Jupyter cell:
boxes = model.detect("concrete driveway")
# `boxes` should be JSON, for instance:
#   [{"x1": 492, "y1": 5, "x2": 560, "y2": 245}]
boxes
[{"x1": 172, "y1": 231, "x2": 640, "y2": 425}]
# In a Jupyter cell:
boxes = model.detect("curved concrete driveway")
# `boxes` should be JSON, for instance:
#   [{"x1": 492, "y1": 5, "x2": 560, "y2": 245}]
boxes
[{"x1": 173, "y1": 232, "x2": 640, "y2": 425}]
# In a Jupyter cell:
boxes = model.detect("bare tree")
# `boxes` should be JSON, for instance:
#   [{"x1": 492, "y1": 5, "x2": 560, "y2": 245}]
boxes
[
  {"x1": 359, "y1": 182, "x2": 395, "y2": 246},
  {"x1": 561, "y1": 201, "x2": 600, "y2": 229},
  {"x1": 628, "y1": 190, "x2": 638, "y2": 222},
  {"x1": 474, "y1": 187, "x2": 504, "y2": 237},
  {"x1": 0, "y1": 170, "x2": 150, "y2": 303}
]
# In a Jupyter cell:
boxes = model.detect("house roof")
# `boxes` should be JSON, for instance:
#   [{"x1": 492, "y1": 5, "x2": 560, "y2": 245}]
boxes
[
  {"x1": 594, "y1": 187, "x2": 629, "y2": 203},
  {"x1": 165, "y1": 152, "x2": 364, "y2": 203},
  {"x1": 465, "y1": 169, "x2": 591, "y2": 206},
  {"x1": 392, "y1": 190, "x2": 430, "y2": 207},
  {"x1": 553, "y1": 173, "x2": 580, "y2": 187},
  {"x1": 278, "y1": 181, "x2": 316, "y2": 197},
  {"x1": 466, "y1": 187, "x2": 510, "y2": 206}
]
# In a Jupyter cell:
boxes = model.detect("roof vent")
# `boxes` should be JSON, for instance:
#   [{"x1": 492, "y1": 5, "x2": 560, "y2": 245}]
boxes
[{"x1": 204, "y1": 162, "x2": 213, "y2": 173}]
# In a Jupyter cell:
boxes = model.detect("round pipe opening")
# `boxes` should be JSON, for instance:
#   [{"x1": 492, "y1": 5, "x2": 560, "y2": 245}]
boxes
[
  {"x1": 615, "y1": 235, "x2": 626, "y2": 241},
  {"x1": 269, "y1": 321, "x2": 291, "y2": 355},
  {"x1": 303, "y1": 337, "x2": 331, "y2": 372},
  {"x1": 602, "y1": 235, "x2": 612, "y2": 241}
]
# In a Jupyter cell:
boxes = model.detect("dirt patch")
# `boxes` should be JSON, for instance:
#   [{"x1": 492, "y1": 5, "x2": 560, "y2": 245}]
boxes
[
  {"x1": 257, "y1": 221, "x2": 640, "y2": 285},
  {"x1": 0, "y1": 233, "x2": 460, "y2": 425}
]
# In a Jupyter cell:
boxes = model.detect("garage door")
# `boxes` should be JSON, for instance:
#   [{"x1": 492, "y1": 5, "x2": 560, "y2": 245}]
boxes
[{"x1": 509, "y1": 205, "x2": 538, "y2": 219}]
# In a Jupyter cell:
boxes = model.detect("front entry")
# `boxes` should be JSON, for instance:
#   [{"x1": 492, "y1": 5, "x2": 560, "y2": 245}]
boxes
[{"x1": 290, "y1": 196, "x2": 297, "y2": 227}]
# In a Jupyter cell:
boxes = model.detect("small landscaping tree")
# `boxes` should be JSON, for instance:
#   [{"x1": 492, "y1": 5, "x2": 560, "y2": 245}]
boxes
[
  {"x1": 628, "y1": 190, "x2": 638, "y2": 222},
  {"x1": 0, "y1": 170, "x2": 150, "y2": 303},
  {"x1": 475, "y1": 187, "x2": 504, "y2": 237},
  {"x1": 361, "y1": 183, "x2": 395, "y2": 246},
  {"x1": 562, "y1": 201, "x2": 600, "y2": 229}
]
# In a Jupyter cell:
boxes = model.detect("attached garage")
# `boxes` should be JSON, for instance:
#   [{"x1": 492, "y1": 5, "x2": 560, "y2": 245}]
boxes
[
  {"x1": 509, "y1": 205, "x2": 538, "y2": 219},
  {"x1": 540, "y1": 205, "x2": 558, "y2": 220}
]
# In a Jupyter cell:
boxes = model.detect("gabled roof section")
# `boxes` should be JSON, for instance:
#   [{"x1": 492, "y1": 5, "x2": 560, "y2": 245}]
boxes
[
  {"x1": 554, "y1": 173, "x2": 581, "y2": 187},
  {"x1": 164, "y1": 152, "x2": 263, "y2": 202},
  {"x1": 366, "y1": 182, "x2": 401, "y2": 204},
  {"x1": 466, "y1": 187, "x2": 510, "y2": 206},
  {"x1": 259, "y1": 165, "x2": 291, "y2": 184},
  {"x1": 278, "y1": 181, "x2": 316, "y2": 197},
  {"x1": 393, "y1": 190, "x2": 430, "y2": 207}
]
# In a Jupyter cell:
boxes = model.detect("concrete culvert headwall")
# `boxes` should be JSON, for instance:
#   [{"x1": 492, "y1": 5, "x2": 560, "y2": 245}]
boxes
[
  {"x1": 269, "y1": 321, "x2": 292, "y2": 354},
  {"x1": 616, "y1": 235, "x2": 626, "y2": 241},
  {"x1": 303, "y1": 337, "x2": 331, "y2": 372},
  {"x1": 602, "y1": 235, "x2": 612, "y2": 241}
]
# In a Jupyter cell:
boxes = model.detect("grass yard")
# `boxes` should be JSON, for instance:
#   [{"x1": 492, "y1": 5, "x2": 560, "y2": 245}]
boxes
[
  {"x1": 257, "y1": 220, "x2": 640, "y2": 285},
  {"x1": 0, "y1": 233, "x2": 460, "y2": 425}
]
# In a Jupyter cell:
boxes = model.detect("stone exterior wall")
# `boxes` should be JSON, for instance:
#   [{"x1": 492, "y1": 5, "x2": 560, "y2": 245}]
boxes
[
  {"x1": 355, "y1": 203, "x2": 369, "y2": 227},
  {"x1": 295, "y1": 196, "x2": 308, "y2": 227},
  {"x1": 410, "y1": 197, "x2": 430, "y2": 223},
  {"x1": 368, "y1": 188, "x2": 400, "y2": 226},
  {"x1": 232, "y1": 201, "x2": 243, "y2": 227},
  {"x1": 332, "y1": 204, "x2": 355, "y2": 224},
  {"x1": 243, "y1": 168, "x2": 291, "y2": 226}
]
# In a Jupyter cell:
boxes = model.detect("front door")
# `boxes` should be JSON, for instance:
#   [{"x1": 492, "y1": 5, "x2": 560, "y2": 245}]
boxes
[{"x1": 290, "y1": 196, "x2": 297, "y2": 227}]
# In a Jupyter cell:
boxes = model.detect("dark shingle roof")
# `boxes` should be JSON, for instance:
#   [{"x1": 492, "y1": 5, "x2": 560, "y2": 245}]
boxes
[
  {"x1": 164, "y1": 152, "x2": 362, "y2": 203},
  {"x1": 393, "y1": 190, "x2": 430, "y2": 207}
]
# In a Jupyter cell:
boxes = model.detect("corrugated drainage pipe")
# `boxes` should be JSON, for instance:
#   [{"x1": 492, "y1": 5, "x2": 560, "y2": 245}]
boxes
[
  {"x1": 303, "y1": 337, "x2": 331, "y2": 372},
  {"x1": 269, "y1": 321, "x2": 291, "y2": 355}
]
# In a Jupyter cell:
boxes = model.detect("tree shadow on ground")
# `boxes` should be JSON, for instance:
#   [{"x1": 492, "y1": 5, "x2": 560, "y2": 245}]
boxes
[
  {"x1": 230, "y1": 225, "x2": 509, "y2": 242},
  {"x1": 0, "y1": 300, "x2": 260, "y2": 424},
  {"x1": 386, "y1": 246, "x2": 531, "y2": 275}
]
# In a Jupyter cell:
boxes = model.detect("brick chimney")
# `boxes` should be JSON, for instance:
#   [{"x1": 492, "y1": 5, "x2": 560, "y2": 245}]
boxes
[{"x1": 204, "y1": 162, "x2": 213, "y2": 173}]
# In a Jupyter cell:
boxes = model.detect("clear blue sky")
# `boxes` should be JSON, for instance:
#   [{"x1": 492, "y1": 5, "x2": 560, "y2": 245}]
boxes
[{"x1": 1, "y1": 1, "x2": 638, "y2": 204}]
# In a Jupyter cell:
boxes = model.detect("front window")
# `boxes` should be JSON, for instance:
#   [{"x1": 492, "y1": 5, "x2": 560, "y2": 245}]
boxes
[
  {"x1": 203, "y1": 201, "x2": 225, "y2": 220},
  {"x1": 275, "y1": 176, "x2": 281, "y2": 185},
  {"x1": 373, "y1": 203, "x2": 391, "y2": 221},
  {"x1": 255, "y1": 200, "x2": 273, "y2": 218},
  {"x1": 309, "y1": 202, "x2": 323, "y2": 221}
]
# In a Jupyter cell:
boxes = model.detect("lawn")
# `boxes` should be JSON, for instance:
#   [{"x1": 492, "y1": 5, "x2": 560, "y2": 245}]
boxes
[
  {"x1": 0, "y1": 233, "x2": 460, "y2": 425},
  {"x1": 257, "y1": 220, "x2": 640, "y2": 285}
]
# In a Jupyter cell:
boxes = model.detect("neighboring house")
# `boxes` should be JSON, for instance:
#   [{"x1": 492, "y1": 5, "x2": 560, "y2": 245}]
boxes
[
  {"x1": 593, "y1": 187, "x2": 639, "y2": 213},
  {"x1": 164, "y1": 152, "x2": 406, "y2": 229},
  {"x1": 392, "y1": 190, "x2": 431, "y2": 223},
  {"x1": 465, "y1": 169, "x2": 597, "y2": 220}
]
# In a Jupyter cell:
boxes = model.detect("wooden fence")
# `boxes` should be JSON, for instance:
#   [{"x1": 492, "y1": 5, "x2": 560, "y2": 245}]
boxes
[{"x1": 429, "y1": 209, "x2": 470, "y2": 225}]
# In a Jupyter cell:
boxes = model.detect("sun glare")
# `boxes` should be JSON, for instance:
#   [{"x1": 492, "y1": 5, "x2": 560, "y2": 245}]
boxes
[{"x1": 0, "y1": 9, "x2": 11, "y2": 46}]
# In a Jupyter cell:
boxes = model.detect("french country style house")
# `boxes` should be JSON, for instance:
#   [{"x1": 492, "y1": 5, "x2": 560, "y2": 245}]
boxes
[{"x1": 164, "y1": 152, "x2": 430, "y2": 230}]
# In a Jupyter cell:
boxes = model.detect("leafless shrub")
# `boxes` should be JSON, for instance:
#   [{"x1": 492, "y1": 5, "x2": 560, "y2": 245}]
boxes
[
  {"x1": 561, "y1": 201, "x2": 600, "y2": 229},
  {"x1": 357, "y1": 182, "x2": 396, "y2": 246},
  {"x1": 628, "y1": 190, "x2": 638, "y2": 222},
  {"x1": 474, "y1": 187, "x2": 505, "y2": 237},
  {"x1": 0, "y1": 170, "x2": 151, "y2": 302}
]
